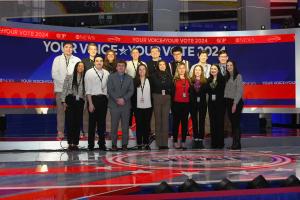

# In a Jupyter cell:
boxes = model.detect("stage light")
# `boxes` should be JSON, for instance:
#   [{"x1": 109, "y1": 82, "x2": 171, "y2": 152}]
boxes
[
  {"x1": 178, "y1": 179, "x2": 201, "y2": 192},
  {"x1": 282, "y1": 175, "x2": 300, "y2": 187},
  {"x1": 261, "y1": 25, "x2": 266, "y2": 30},
  {"x1": 154, "y1": 181, "x2": 174, "y2": 193},
  {"x1": 217, "y1": 178, "x2": 237, "y2": 190},
  {"x1": 248, "y1": 175, "x2": 269, "y2": 189}
]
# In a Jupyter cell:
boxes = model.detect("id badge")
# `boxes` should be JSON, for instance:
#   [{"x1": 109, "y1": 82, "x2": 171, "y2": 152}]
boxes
[
  {"x1": 182, "y1": 92, "x2": 187, "y2": 98},
  {"x1": 197, "y1": 97, "x2": 200, "y2": 103},
  {"x1": 211, "y1": 94, "x2": 216, "y2": 101},
  {"x1": 140, "y1": 97, "x2": 144, "y2": 103},
  {"x1": 162, "y1": 90, "x2": 166, "y2": 96},
  {"x1": 76, "y1": 95, "x2": 80, "y2": 101}
]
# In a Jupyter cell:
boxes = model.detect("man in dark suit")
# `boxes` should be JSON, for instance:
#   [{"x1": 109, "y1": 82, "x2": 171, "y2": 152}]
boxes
[
  {"x1": 218, "y1": 49, "x2": 229, "y2": 76},
  {"x1": 107, "y1": 60, "x2": 134, "y2": 151},
  {"x1": 169, "y1": 46, "x2": 190, "y2": 77}
]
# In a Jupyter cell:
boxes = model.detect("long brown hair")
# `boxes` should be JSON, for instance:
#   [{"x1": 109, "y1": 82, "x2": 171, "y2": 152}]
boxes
[
  {"x1": 134, "y1": 63, "x2": 149, "y2": 87},
  {"x1": 173, "y1": 62, "x2": 190, "y2": 82},
  {"x1": 190, "y1": 65, "x2": 207, "y2": 84},
  {"x1": 103, "y1": 49, "x2": 117, "y2": 70}
]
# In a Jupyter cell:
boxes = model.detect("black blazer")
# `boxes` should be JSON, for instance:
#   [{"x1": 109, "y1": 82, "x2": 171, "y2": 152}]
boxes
[
  {"x1": 206, "y1": 75, "x2": 226, "y2": 104},
  {"x1": 150, "y1": 70, "x2": 173, "y2": 96}
]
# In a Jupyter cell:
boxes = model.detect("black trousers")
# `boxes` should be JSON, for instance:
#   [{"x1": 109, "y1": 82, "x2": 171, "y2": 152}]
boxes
[
  {"x1": 172, "y1": 102, "x2": 189, "y2": 143},
  {"x1": 135, "y1": 107, "x2": 152, "y2": 146},
  {"x1": 190, "y1": 103, "x2": 207, "y2": 140},
  {"x1": 225, "y1": 98, "x2": 244, "y2": 148},
  {"x1": 208, "y1": 100, "x2": 225, "y2": 148},
  {"x1": 65, "y1": 95, "x2": 84, "y2": 145},
  {"x1": 129, "y1": 107, "x2": 134, "y2": 127},
  {"x1": 88, "y1": 95, "x2": 108, "y2": 149}
]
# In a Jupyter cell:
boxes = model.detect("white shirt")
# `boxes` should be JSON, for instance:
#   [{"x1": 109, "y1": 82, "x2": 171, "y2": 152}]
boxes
[
  {"x1": 137, "y1": 79, "x2": 152, "y2": 109},
  {"x1": 189, "y1": 63, "x2": 211, "y2": 78},
  {"x1": 126, "y1": 60, "x2": 146, "y2": 78},
  {"x1": 84, "y1": 67, "x2": 110, "y2": 96},
  {"x1": 51, "y1": 53, "x2": 81, "y2": 92}
]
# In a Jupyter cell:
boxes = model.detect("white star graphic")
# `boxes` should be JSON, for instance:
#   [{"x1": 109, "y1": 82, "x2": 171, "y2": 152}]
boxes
[
  {"x1": 130, "y1": 170, "x2": 153, "y2": 174},
  {"x1": 118, "y1": 46, "x2": 128, "y2": 55}
]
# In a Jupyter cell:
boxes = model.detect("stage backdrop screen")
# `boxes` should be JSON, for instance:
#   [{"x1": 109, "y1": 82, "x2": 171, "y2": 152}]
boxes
[{"x1": 0, "y1": 23, "x2": 297, "y2": 110}]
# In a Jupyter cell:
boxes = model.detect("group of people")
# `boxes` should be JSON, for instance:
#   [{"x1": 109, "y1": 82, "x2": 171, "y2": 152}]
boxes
[{"x1": 52, "y1": 42, "x2": 244, "y2": 151}]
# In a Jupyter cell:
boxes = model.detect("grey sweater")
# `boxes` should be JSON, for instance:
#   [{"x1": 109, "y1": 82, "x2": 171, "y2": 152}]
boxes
[
  {"x1": 61, "y1": 75, "x2": 85, "y2": 102},
  {"x1": 224, "y1": 74, "x2": 243, "y2": 104}
]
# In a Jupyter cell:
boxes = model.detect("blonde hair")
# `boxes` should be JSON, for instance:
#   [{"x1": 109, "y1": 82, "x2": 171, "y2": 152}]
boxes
[
  {"x1": 190, "y1": 65, "x2": 207, "y2": 84},
  {"x1": 173, "y1": 62, "x2": 190, "y2": 82}
]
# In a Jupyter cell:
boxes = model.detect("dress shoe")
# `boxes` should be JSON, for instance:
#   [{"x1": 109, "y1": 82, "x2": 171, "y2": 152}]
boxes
[
  {"x1": 72, "y1": 145, "x2": 79, "y2": 150},
  {"x1": 228, "y1": 145, "x2": 241, "y2": 150},
  {"x1": 88, "y1": 147, "x2": 94, "y2": 151},
  {"x1": 144, "y1": 145, "x2": 151, "y2": 150},
  {"x1": 99, "y1": 145, "x2": 107, "y2": 151},
  {"x1": 111, "y1": 145, "x2": 118, "y2": 151},
  {"x1": 158, "y1": 146, "x2": 167, "y2": 150},
  {"x1": 137, "y1": 146, "x2": 143, "y2": 150},
  {"x1": 122, "y1": 145, "x2": 128, "y2": 151},
  {"x1": 181, "y1": 142, "x2": 187, "y2": 150}
]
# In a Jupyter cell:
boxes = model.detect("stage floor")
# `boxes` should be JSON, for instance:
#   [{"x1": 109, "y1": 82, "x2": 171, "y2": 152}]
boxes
[{"x1": 0, "y1": 145, "x2": 300, "y2": 199}]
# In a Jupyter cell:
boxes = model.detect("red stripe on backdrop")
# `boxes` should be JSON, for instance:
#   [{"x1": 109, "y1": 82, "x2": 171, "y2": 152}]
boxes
[
  {"x1": 243, "y1": 84, "x2": 295, "y2": 99},
  {"x1": 0, "y1": 26, "x2": 295, "y2": 45},
  {"x1": 0, "y1": 82, "x2": 54, "y2": 99},
  {"x1": 0, "y1": 82, "x2": 294, "y2": 100}
]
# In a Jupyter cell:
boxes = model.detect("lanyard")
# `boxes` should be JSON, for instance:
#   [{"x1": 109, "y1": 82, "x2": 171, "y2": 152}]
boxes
[
  {"x1": 93, "y1": 67, "x2": 105, "y2": 92},
  {"x1": 132, "y1": 60, "x2": 139, "y2": 72},
  {"x1": 64, "y1": 55, "x2": 70, "y2": 73},
  {"x1": 140, "y1": 78, "x2": 146, "y2": 97},
  {"x1": 64, "y1": 55, "x2": 70, "y2": 67}
]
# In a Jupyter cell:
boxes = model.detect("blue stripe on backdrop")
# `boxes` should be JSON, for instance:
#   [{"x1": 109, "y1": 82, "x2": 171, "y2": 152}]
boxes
[
  {"x1": 5, "y1": 114, "x2": 57, "y2": 137},
  {"x1": 0, "y1": 98, "x2": 55, "y2": 106},
  {"x1": 243, "y1": 99, "x2": 295, "y2": 106}
]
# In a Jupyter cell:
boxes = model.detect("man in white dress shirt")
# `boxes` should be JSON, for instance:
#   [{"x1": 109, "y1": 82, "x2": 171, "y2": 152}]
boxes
[
  {"x1": 126, "y1": 48, "x2": 146, "y2": 78},
  {"x1": 85, "y1": 55, "x2": 110, "y2": 151},
  {"x1": 189, "y1": 50, "x2": 211, "y2": 78},
  {"x1": 51, "y1": 42, "x2": 81, "y2": 139}
]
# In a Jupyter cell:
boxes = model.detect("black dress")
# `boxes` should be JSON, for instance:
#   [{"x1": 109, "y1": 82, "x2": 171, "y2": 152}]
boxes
[
  {"x1": 189, "y1": 80, "x2": 207, "y2": 142},
  {"x1": 206, "y1": 75, "x2": 226, "y2": 149}
]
